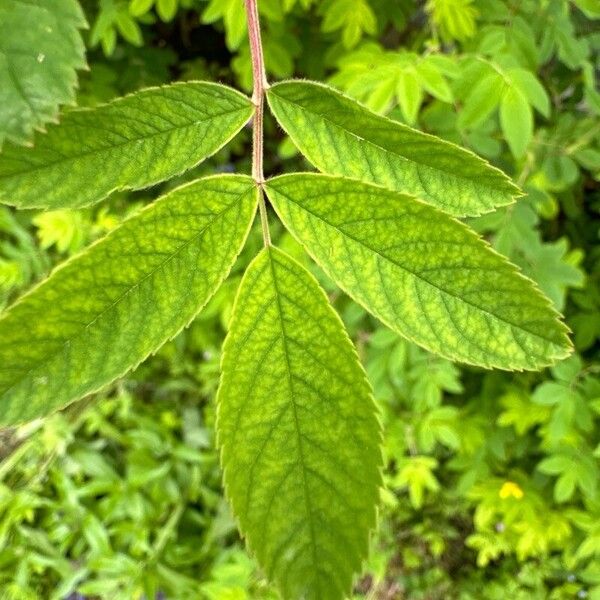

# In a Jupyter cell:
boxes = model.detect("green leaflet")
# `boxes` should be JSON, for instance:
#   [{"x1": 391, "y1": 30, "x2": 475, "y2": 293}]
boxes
[
  {"x1": 0, "y1": 0, "x2": 87, "y2": 149},
  {"x1": 265, "y1": 174, "x2": 572, "y2": 371},
  {"x1": 217, "y1": 246, "x2": 382, "y2": 600},
  {"x1": 266, "y1": 80, "x2": 520, "y2": 217},
  {"x1": 0, "y1": 175, "x2": 257, "y2": 425},
  {"x1": 0, "y1": 82, "x2": 253, "y2": 209},
  {"x1": 500, "y1": 86, "x2": 533, "y2": 158}
]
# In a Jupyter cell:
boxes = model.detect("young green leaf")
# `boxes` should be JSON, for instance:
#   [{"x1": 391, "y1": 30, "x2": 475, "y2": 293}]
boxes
[
  {"x1": 217, "y1": 246, "x2": 382, "y2": 600},
  {"x1": 0, "y1": 0, "x2": 87, "y2": 149},
  {"x1": 266, "y1": 80, "x2": 520, "y2": 217},
  {"x1": 320, "y1": 0, "x2": 377, "y2": 49},
  {"x1": 157, "y1": 0, "x2": 177, "y2": 21},
  {"x1": 129, "y1": 0, "x2": 154, "y2": 17},
  {"x1": 202, "y1": 0, "x2": 248, "y2": 51},
  {"x1": 0, "y1": 175, "x2": 257, "y2": 425},
  {"x1": 500, "y1": 86, "x2": 533, "y2": 158},
  {"x1": 416, "y1": 59, "x2": 454, "y2": 103},
  {"x1": 0, "y1": 82, "x2": 253, "y2": 209},
  {"x1": 507, "y1": 68, "x2": 550, "y2": 117},
  {"x1": 458, "y1": 71, "x2": 503, "y2": 128},
  {"x1": 265, "y1": 173, "x2": 572, "y2": 371},
  {"x1": 426, "y1": 0, "x2": 478, "y2": 42},
  {"x1": 396, "y1": 69, "x2": 423, "y2": 124}
]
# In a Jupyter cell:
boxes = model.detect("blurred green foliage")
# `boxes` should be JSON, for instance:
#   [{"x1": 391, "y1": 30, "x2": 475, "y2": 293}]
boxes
[{"x1": 0, "y1": 0, "x2": 599, "y2": 597}]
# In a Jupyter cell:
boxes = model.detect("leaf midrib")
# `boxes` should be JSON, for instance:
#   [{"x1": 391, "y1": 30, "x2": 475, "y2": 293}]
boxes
[
  {"x1": 270, "y1": 186, "x2": 563, "y2": 348},
  {"x1": 269, "y1": 86, "x2": 513, "y2": 195},
  {"x1": 0, "y1": 103, "x2": 250, "y2": 179},
  {"x1": 0, "y1": 184, "x2": 254, "y2": 400},
  {"x1": 267, "y1": 249, "x2": 324, "y2": 598}
]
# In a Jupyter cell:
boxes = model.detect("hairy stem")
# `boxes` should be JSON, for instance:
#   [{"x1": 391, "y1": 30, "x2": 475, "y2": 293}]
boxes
[{"x1": 245, "y1": 0, "x2": 271, "y2": 246}]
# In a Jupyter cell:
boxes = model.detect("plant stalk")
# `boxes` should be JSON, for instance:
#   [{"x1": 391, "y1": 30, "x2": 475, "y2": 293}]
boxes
[{"x1": 245, "y1": 0, "x2": 271, "y2": 246}]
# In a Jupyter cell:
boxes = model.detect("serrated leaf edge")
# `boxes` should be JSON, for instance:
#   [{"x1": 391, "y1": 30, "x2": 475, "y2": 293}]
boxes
[
  {"x1": 0, "y1": 81, "x2": 254, "y2": 209},
  {"x1": 265, "y1": 172, "x2": 572, "y2": 372},
  {"x1": 267, "y1": 79, "x2": 523, "y2": 217},
  {"x1": 0, "y1": 174, "x2": 258, "y2": 425},
  {"x1": 216, "y1": 245, "x2": 384, "y2": 598},
  {"x1": 0, "y1": 0, "x2": 89, "y2": 149}
]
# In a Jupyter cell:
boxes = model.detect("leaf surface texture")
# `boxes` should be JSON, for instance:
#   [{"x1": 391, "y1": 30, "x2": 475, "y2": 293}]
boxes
[
  {"x1": 266, "y1": 174, "x2": 571, "y2": 370},
  {"x1": 0, "y1": 82, "x2": 253, "y2": 209},
  {"x1": 0, "y1": 0, "x2": 86, "y2": 148},
  {"x1": 0, "y1": 175, "x2": 257, "y2": 424},
  {"x1": 267, "y1": 80, "x2": 519, "y2": 217},
  {"x1": 218, "y1": 246, "x2": 382, "y2": 600}
]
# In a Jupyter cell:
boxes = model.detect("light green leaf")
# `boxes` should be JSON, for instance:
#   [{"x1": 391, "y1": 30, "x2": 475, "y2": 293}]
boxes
[
  {"x1": 266, "y1": 173, "x2": 571, "y2": 370},
  {"x1": 156, "y1": 0, "x2": 177, "y2": 21},
  {"x1": 416, "y1": 59, "x2": 454, "y2": 102},
  {"x1": 0, "y1": 175, "x2": 257, "y2": 425},
  {"x1": 507, "y1": 68, "x2": 550, "y2": 117},
  {"x1": 217, "y1": 246, "x2": 382, "y2": 600},
  {"x1": 539, "y1": 452, "x2": 598, "y2": 503},
  {"x1": 267, "y1": 80, "x2": 519, "y2": 217},
  {"x1": 0, "y1": 82, "x2": 253, "y2": 209},
  {"x1": 500, "y1": 86, "x2": 533, "y2": 158},
  {"x1": 396, "y1": 69, "x2": 423, "y2": 124},
  {"x1": 426, "y1": 0, "x2": 478, "y2": 42},
  {"x1": 458, "y1": 71, "x2": 503, "y2": 128},
  {"x1": 321, "y1": 0, "x2": 377, "y2": 49},
  {"x1": 394, "y1": 456, "x2": 439, "y2": 509},
  {"x1": 202, "y1": 0, "x2": 248, "y2": 51},
  {"x1": 573, "y1": 0, "x2": 600, "y2": 18},
  {"x1": 129, "y1": 0, "x2": 154, "y2": 17},
  {"x1": 554, "y1": 472, "x2": 576, "y2": 503},
  {"x1": 366, "y1": 77, "x2": 397, "y2": 113},
  {"x1": 538, "y1": 454, "x2": 572, "y2": 475},
  {"x1": 115, "y1": 11, "x2": 143, "y2": 45},
  {"x1": 0, "y1": 0, "x2": 87, "y2": 149}
]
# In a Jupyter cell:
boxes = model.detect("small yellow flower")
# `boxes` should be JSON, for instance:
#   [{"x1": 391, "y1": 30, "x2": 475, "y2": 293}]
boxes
[{"x1": 499, "y1": 481, "x2": 524, "y2": 500}]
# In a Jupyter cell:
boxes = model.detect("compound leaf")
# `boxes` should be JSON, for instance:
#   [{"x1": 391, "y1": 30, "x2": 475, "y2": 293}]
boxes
[
  {"x1": 265, "y1": 173, "x2": 572, "y2": 371},
  {"x1": 0, "y1": 0, "x2": 87, "y2": 149},
  {"x1": 0, "y1": 82, "x2": 253, "y2": 209},
  {"x1": 0, "y1": 175, "x2": 257, "y2": 425},
  {"x1": 217, "y1": 246, "x2": 382, "y2": 600},
  {"x1": 266, "y1": 80, "x2": 519, "y2": 217}
]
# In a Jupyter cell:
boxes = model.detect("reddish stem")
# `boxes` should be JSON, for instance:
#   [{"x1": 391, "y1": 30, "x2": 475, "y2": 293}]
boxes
[{"x1": 244, "y1": 0, "x2": 271, "y2": 245}]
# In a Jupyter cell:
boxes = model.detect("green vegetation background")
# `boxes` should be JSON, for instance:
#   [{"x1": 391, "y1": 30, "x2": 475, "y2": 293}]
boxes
[{"x1": 1, "y1": 0, "x2": 599, "y2": 597}]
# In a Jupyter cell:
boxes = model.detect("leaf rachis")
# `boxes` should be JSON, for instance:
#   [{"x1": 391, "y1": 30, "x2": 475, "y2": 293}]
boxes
[{"x1": 245, "y1": 0, "x2": 271, "y2": 246}]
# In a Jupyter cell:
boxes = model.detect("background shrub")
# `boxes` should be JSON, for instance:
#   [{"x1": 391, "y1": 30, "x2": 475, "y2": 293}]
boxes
[{"x1": 0, "y1": 0, "x2": 599, "y2": 598}]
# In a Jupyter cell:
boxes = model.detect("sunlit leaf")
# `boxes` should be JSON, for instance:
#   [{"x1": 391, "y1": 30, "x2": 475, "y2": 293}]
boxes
[
  {"x1": 0, "y1": 82, "x2": 253, "y2": 209},
  {"x1": 500, "y1": 86, "x2": 532, "y2": 158},
  {"x1": 0, "y1": 175, "x2": 257, "y2": 424},
  {"x1": 218, "y1": 246, "x2": 382, "y2": 600},
  {"x1": 267, "y1": 80, "x2": 520, "y2": 217},
  {"x1": 266, "y1": 173, "x2": 571, "y2": 370}
]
